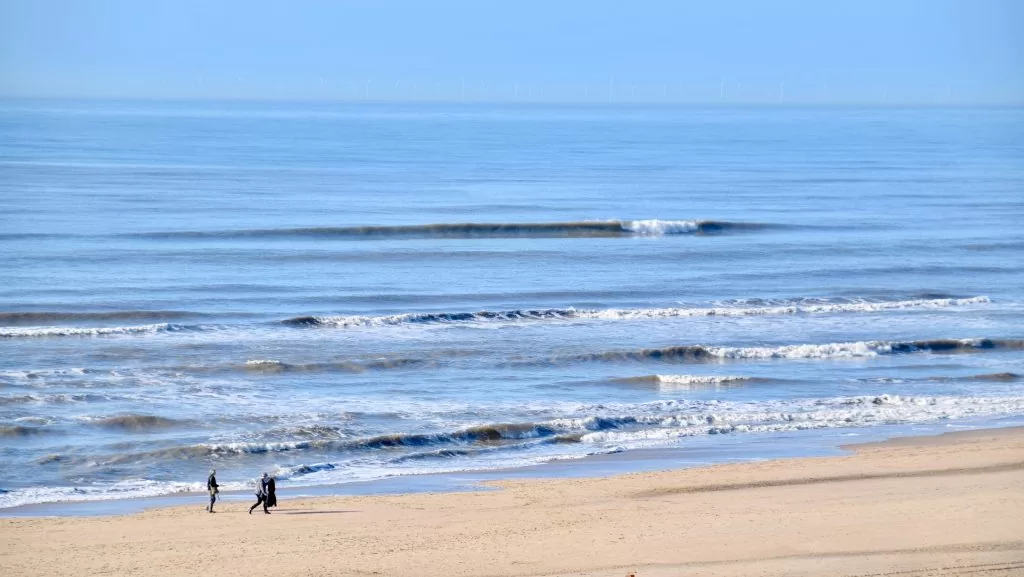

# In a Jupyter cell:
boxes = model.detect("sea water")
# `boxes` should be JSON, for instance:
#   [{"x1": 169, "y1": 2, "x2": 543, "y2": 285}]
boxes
[{"x1": 1, "y1": 101, "x2": 1022, "y2": 509}]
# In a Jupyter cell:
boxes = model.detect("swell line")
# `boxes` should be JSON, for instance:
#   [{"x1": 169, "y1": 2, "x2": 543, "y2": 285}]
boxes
[
  {"x1": 128, "y1": 219, "x2": 767, "y2": 240},
  {"x1": 0, "y1": 311, "x2": 205, "y2": 326}
]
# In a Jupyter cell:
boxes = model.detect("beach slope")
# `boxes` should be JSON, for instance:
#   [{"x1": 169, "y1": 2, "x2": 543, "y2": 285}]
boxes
[{"x1": 3, "y1": 428, "x2": 1023, "y2": 577}]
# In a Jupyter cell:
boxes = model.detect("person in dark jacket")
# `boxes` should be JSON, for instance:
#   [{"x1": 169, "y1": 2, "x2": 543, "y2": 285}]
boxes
[
  {"x1": 248, "y1": 472, "x2": 271, "y2": 514},
  {"x1": 265, "y1": 476, "x2": 277, "y2": 509},
  {"x1": 206, "y1": 469, "x2": 219, "y2": 513}
]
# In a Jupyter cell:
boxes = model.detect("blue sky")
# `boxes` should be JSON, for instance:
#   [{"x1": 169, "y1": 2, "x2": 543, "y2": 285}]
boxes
[{"x1": 1, "y1": 0, "x2": 1021, "y2": 103}]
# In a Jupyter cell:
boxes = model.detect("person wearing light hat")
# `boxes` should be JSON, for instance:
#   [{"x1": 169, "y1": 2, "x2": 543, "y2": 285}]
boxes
[
  {"x1": 248, "y1": 472, "x2": 271, "y2": 515},
  {"x1": 206, "y1": 469, "x2": 219, "y2": 513}
]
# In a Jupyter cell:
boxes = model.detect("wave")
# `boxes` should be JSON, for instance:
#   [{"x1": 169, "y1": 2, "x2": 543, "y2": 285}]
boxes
[
  {"x1": 132, "y1": 220, "x2": 765, "y2": 240},
  {"x1": 104, "y1": 388, "x2": 1024, "y2": 466},
  {"x1": 0, "y1": 296, "x2": 990, "y2": 337},
  {"x1": 560, "y1": 338, "x2": 1024, "y2": 364},
  {"x1": 0, "y1": 393, "x2": 115, "y2": 405},
  {"x1": 614, "y1": 375, "x2": 763, "y2": 389},
  {"x1": 241, "y1": 357, "x2": 433, "y2": 373},
  {"x1": 129, "y1": 393, "x2": 1024, "y2": 468},
  {"x1": 283, "y1": 308, "x2": 576, "y2": 328},
  {"x1": 102, "y1": 421, "x2": 577, "y2": 465},
  {"x1": 6, "y1": 392, "x2": 1024, "y2": 508},
  {"x1": 0, "y1": 323, "x2": 184, "y2": 338},
  {"x1": 91, "y1": 415, "x2": 181, "y2": 431},
  {"x1": 573, "y1": 394, "x2": 1024, "y2": 446},
  {"x1": 0, "y1": 311, "x2": 202, "y2": 326},
  {"x1": 0, "y1": 425, "x2": 53, "y2": 437},
  {"x1": 284, "y1": 296, "x2": 990, "y2": 328},
  {"x1": 965, "y1": 372, "x2": 1022, "y2": 382}
]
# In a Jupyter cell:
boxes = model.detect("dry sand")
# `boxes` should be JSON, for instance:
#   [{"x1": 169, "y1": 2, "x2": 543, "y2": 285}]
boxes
[{"x1": 3, "y1": 427, "x2": 1023, "y2": 577}]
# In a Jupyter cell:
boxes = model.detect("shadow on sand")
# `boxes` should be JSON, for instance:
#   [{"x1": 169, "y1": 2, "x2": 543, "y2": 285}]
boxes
[{"x1": 274, "y1": 509, "x2": 355, "y2": 515}]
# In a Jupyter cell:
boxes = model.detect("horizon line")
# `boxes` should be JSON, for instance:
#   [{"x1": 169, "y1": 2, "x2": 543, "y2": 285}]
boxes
[{"x1": 2, "y1": 94, "x2": 1022, "y2": 108}]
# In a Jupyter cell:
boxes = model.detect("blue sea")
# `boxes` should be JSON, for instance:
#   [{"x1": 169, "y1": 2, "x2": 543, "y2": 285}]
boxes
[{"x1": 1, "y1": 100, "x2": 1022, "y2": 509}]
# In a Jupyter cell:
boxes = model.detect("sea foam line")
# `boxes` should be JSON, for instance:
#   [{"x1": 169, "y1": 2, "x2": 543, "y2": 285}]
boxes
[
  {"x1": 563, "y1": 337, "x2": 1023, "y2": 363},
  {"x1": 285, "y1": 296, "x2": 990, "y2": 328},
  {"x1": 4, "y1": 393, "x2": 1023, "y2": 509},
  {"x1": 0, "y1": 323, "x2": 181, "y2": 338}
]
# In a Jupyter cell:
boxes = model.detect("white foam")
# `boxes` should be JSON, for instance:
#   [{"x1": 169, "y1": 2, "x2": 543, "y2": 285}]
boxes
[
  {"x1": 700, "y1": 338, "x2": 987, "y2": 360},
  {"x1": 580, "y1": 296, "x2": 990, "y2": 321},
  {"x1": 706, "y1": 341, "x2": 884, "y2": 359},
  {"x1": 5, "y1": 392, "x2": 1023, "y2": 509},
  {"x1": 0, "y1": 478, "x2": 254, "y2": 510},
  {"x1": 245, "y1": 359, "x2": 284, "y2": 367},
  {"x1": 654, "y1": 375, "x2": 750, "y2": 384},
  {"x1": 307, "y1": 313, "x2": 423, "y2": 328},
  {"x1": 575, "y1": 394, "x2": 1024, "y2": 447},
  {"x1": 304, "y1": 296, "x2": 990, "y2": 329},
  {"x1": 652, "y1": 375, "x2": 752, "y2": 389},
  {"x1": 621, "y1": 219, "x2": 701, "y2": 235},
  {"x1": 0, "y1": 323, "x2": 175, "y2": 338}
]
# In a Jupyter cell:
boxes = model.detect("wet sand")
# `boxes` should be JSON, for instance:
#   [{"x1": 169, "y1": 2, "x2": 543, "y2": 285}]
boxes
[{"x1": 3, "y1": 427, "x2": 1023, "y2": 577}]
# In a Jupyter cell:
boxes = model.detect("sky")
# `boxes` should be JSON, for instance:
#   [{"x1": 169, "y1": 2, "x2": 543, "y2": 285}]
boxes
[{"x1": 0, "y1": 0, "x2": 1021, "y2": 103}]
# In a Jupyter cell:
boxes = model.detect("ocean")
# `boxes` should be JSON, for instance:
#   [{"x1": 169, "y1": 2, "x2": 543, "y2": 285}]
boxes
[{"x1": 1, "y1": 100, "x2": 1022, "y2": 510}]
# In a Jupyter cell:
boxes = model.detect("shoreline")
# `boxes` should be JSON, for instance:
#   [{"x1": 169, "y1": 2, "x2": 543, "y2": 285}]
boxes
[
  {"x1": 3, "y1": 420, "x2": 1022, "y2": 518},
  {"x1": 3, "y1": 426, "x2": 1023, "y2": 576},
  {"x1": 6, "y1": 420, "x2": 1012, "y2": 518}
]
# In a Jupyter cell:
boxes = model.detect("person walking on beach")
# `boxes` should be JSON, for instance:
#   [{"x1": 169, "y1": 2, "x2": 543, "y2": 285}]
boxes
[
  {"x1": 266, "y1": 475, "x2": 277, "y2": 509},
  {"x1": 206, "y1": 469, "x2": 219, "y2": 513},
  {"x1": 249, "y1": 472, "x2": 271, "y2": 514}
]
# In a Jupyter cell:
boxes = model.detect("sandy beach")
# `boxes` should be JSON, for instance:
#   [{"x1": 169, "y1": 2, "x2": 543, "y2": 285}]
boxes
[{"x1": 3, "y1": 427, "x2": 1023, "y2": 577}]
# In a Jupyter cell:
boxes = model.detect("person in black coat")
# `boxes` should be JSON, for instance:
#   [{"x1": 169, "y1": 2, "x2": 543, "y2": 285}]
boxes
[{"x1": 266, "y1": 476, "x2": 277, "y2": 509}]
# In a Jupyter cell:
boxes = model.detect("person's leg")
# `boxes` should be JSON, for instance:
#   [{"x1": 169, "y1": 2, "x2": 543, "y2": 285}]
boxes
[
  {"x1": 209, "y1": 493, "x2": 216, "y2": 512},
  {"x1": 263, "y1": 497, "x2": 270, "y2": 513},
  {"x1": 249, "y1": 496, "x2": 261, "y2": 514}
]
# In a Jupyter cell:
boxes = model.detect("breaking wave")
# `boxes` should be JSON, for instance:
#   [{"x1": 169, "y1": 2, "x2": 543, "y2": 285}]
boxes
[
  {"x1": 5, "y1": 392, "x2": 1024, "y2": 508},
  {"x1": 96, "y1": 391, "x2": 1024, "y2": 467},
  {"x1": 132, "y1": 220, "x2": 764, "y2": 240},
  {"x1": 614, "y1": 375, "x2": 764, "y2": 389},
  {"x1": 285, "y1": 296, "x2": 990, "y2": 328},
  {"x1": 101, "y1": 422, "x2": 570, "y2": 464},
  {"x1": 0, "y1": 323, "x2": 184, "y2": 338},
  {"x1": 560, "y1": 338, "x2": 1024, "y2": 364}
]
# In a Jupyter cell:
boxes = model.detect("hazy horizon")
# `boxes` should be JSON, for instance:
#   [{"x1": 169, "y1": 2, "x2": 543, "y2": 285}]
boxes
[{"x1": 1, "y1": 0, "x2": 1021, "y2": 105}]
